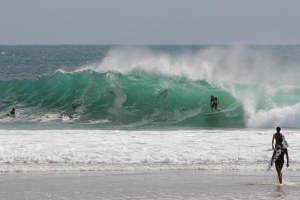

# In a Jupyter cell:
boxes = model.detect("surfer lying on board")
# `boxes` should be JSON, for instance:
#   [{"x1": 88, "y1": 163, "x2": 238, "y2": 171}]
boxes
[
  {"x1": 210, "y1": 95, "x2": 220, "y2": 112},
  {"x1": 271, "y1": 127, "x2": 289, "y2": 184}
]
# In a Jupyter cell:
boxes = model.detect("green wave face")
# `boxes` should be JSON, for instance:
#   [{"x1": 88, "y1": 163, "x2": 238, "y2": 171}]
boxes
[{"x1": 0, "y1": 71, "x2": 245, "y2": 128}]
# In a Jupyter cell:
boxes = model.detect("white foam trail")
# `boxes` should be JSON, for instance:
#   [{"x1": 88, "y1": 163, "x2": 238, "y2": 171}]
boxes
[
  {"x1": 247, "y1": 103, "x2": 300, "y2": 128},
  {"x1": 0, "y1": 129, "x2": 299, "y2": 172},
  {"x1": 40, "y1": 112, "x2": 62, "y2": 122}
]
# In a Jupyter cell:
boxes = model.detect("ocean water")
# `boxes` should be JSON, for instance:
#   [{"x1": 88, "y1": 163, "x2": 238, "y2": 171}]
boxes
[{"x1": 0, "y1": 45, "x2": 299, "y2": 172}]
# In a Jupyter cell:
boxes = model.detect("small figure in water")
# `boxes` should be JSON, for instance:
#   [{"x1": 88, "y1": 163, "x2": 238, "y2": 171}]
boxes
[
  {"x1": 210, "y1": 95, "x2": 220, "y2": 112},
  {"x1": 157, "y1": 89, "x2": 169, "y2": 99},
  {"x1": 271, "y1": 127, "x2": 289, "y2": 184},
  {"x1": 72, "y1": 102, "x2": 82, "y2": 111},
  {"x1": 9, "y1": 107, "x2": 16, "y2": 116},
  {"x1": 10, "y1": 107, "x2": 16, "y2": 115}
]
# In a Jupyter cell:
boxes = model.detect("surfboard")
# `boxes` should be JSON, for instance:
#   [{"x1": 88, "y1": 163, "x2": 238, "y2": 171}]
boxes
[
  {"x1": 267, "y1": 148, "x2": 281, "y2": 172},
  {"x1": 267, "y1": 142, "x2": 288, "y2": 172},
  {"x1": 203, "y1": 109, "x2": 229, "y2": 116},
  {"x1": 283, "y1": 139, "x2": 289, "y2": 148},
  {"x1": 267, "y1": 158, "x2": 272, "y2": 172}
]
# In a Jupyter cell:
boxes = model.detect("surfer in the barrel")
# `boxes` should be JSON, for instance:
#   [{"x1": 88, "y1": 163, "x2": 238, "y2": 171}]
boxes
[
  {"x1": 271, "y1": 127, "x2": 289, "y2": 184},
  {"x1": 210, "y1": 95, "x2": 220, "y2": 112},
  {"x1": 157, "y1": 89, "x2": 169, "y2": 99}
]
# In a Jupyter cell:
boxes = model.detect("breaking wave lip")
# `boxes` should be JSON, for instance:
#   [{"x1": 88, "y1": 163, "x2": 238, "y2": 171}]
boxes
[{"x1": 77, "y1": 45, "x2": 300, "y2": 86}]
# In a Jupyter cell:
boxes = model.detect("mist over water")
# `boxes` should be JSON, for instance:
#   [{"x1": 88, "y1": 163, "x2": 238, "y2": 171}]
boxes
[{"x1": 1, "y1": 45, "x2": 300, "y2": 129}]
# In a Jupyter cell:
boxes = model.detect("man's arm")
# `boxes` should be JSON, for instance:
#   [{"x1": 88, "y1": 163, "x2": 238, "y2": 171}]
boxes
[
  {"x1": 272, "y1": 135, "x2": 275, "y2": 150},
  {"x1": 286, "y1": 149, "x2": 289, "y2": 167}
]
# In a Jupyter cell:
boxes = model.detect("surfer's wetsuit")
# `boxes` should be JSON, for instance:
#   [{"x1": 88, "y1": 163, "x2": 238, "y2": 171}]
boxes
[{"x1": 210, "y1": 96, "x2": 219, "y2": 111}]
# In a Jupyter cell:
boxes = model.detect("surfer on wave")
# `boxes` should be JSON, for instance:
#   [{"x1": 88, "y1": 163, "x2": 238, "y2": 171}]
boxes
[{"x1": 210, "y1": 95, "x2": 220, "y2": 112}]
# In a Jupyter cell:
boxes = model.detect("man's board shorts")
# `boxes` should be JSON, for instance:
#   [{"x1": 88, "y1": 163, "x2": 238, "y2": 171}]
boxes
[{"x1": 275, "y1": 156, "x2": 284, "y2": 172}]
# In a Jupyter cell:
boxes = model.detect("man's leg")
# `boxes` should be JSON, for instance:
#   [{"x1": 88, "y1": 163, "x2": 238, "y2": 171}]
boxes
[
  {"x1": 275, "y1": 161, "x2": 284, "y2": 184},
  {"x1": 277, "y1": 171, "x2": 282, "y2": 184}
]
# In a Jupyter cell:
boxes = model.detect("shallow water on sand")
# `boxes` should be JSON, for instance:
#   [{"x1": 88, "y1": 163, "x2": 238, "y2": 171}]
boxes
[{"x1": 0, "y1": 171, "x2": 299, "y2": 200}]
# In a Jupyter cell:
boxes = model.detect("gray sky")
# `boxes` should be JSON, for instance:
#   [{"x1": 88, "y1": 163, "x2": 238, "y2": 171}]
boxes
[{"x1": 1, "y1": 0, "x2": 300, "y2": 45}]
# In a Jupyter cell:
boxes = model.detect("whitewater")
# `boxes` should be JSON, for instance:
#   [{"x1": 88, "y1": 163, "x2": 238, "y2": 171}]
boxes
[
  {"x1": 0, "y1": 129, "x2": 299, "y2": 172},
  {"x1": 0, "y1": 45, "x2": 299, "y2": 172}
]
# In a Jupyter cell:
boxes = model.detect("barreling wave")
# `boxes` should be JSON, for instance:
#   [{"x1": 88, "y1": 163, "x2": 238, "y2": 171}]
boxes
[{"x1": 0, "y1": 70, "x2": 244, "y2": 128}]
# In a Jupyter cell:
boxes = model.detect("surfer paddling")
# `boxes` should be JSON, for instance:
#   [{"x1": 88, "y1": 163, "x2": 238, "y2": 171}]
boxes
[
  {"x1": 6, "y1": 107, "x2": 16, "y2": 117},
  {"x1": 271, "y1": 127, "x2": 289, "y2": 184},
  {"x1": 10, "y1": 107, "x2": 16, "y2": 116},
  {"x1": 210, "y1": 95, "x2": 220, "y2": 112}
]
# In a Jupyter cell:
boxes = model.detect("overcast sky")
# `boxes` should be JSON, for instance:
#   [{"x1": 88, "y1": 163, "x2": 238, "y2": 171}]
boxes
[{"x1": 1, "y1": 0, "x2": 300, "y2": 45}]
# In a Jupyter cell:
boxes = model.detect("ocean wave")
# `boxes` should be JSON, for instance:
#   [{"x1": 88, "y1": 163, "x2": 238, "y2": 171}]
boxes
[
  {"x1": 0, "y1": 70, "x2": 244, "y2": 128},
  {"x1": 1, "y1": 45, "x2": 300, "y2": 128}
]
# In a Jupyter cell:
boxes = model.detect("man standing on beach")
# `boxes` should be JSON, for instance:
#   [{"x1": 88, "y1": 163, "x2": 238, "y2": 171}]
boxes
[{"x1": 271, "y1": 127, "x2": 289, "y2": 184}]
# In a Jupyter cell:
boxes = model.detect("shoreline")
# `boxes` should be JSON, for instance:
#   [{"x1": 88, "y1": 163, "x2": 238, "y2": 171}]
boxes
[
  {"x1": 0, "y1": 163, "x2": 298, "y2": 173},
  {"x1": 0, "y1": 170, "x2": 299, "y2": 200}
]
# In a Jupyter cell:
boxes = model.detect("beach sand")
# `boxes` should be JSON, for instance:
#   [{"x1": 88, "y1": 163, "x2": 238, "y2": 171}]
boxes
[{"x1": 0, "y1": 170, "x2": 300, "y2": 200}]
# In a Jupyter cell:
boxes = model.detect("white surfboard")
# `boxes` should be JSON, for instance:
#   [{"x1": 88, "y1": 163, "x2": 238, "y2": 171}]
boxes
[
  {"x1": 267, "y1": 148, "x2": 282, "y2": 172},
  {"x1": 267, "y1": 141, "x2": 288, "y2": 172},
  {"x1": 283, "y1": 139, "x2": 289, "y2": 149},
  {"x1": 203, "y1": 109, "x2": 230, "y2": 116}
]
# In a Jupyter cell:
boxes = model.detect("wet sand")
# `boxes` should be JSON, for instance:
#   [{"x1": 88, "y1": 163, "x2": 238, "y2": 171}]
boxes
[{"x1": 0, "y1": 170, "x2": 300, "y2": 200}]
